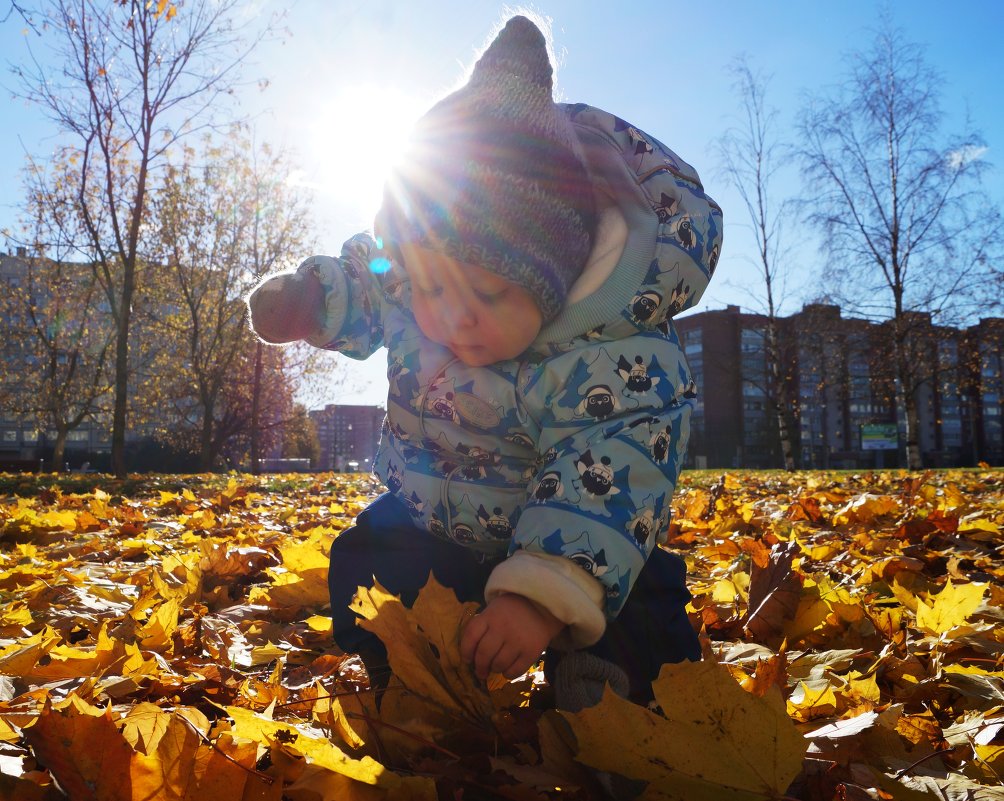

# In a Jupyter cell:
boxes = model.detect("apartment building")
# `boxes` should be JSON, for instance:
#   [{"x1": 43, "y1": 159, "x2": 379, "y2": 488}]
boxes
[
  {"x1": 675, "y1": 304, "x2": 1003, "y2": 469},
  {"x1": 309, "y1": 404, "x2": 386, "y2": 472}
]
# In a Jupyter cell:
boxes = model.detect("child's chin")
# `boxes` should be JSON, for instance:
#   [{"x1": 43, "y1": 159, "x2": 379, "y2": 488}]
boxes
[
  {"x1": 448, "y1": 343, "x2": 505, "y2": 367},
  {"x1": 453, "y1": 349, "x2": 494, "y2": 367}
]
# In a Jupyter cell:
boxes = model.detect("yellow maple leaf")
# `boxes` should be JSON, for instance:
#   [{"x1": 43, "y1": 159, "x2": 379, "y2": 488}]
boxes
[
  {"x1": 787, "y1": 680, "x2": 838, "y2": 722},
  {"x1": 915, "y1": 579, "x2": 986, "y2": 636},
  {"x1": 831, "y1": 493, "x2": 901, "y2": 525},
  {"x1": 226, "y1": 705, "x2": 400, "y2": 788},
  {"x1": 136, "y1": 598, "x2": 180, "y2": 650},
  {"x1": 562, "y1": 660, "x2": 806, "y2": 800},
  {"x1": 352, "y1": 575, "x2": 495, "y2": 725},
  {"x1": 0, "y1": 715, "x2": 20, "y2": 744}
]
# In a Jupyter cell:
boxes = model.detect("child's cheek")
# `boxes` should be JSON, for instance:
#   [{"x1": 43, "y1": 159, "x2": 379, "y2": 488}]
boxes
[{"x1": 413, "y1": 302, "x2": 442, "y2": 343}]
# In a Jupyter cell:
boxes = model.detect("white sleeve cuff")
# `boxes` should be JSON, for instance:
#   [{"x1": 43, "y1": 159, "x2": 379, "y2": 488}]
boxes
[
  {"x1": 298, "y1": 256, "x2": 349, "y2": 348},
  {"x1": 485, "y1": 551, "x2": 607, "y2": 649}
]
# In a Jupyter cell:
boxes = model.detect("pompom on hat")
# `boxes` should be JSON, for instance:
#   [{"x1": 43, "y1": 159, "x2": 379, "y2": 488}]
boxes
[{"x1": 378, "y1": 15, "x2": 596, "y2": 321}]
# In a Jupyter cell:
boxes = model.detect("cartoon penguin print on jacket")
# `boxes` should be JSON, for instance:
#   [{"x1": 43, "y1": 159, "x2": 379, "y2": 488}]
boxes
[
  {"x1": 538, "y1": 529, "x2": 610, "y2": 580},
  {"x1": 574, "y1": 450, "x2": 621, "y2": 499},
  {"x1": 428, "y1": 513, "x2": 447, "y2": 539},
  {"x1": 669, "y1": 215, "x2": 695, "y2": 250},
  {"x1": 650, "y1": 423, "x2": 673, "y2": 464},
  {"x1": 654, "y1": 193, "x2": 678, "y2": 224},
  {"x1": 385, "y1": 462, "x2": 403, "y2": 494},
  {"x1": 402, "y1": 491, "x2": 424, "y2": 517},
  {"x1": 666, "y1": 278, "x2": 692, "y2": 317},
  {"x1": 452, "y1": 522, "x2": 476, "y2": 544},
  {"x1": 531, "y1": 470, "x2": 564, "y2": 503},
  {"x1": 425, "y1": 390, "x2": 459, "y2": 423},
  {"x1": 617, "y1": 355, "x2": 661, "y2": 394},
  {"x1": 478, "y1": 505, "x2": 514, "y2": 539},
  {"x1": 576, "y1": 384, "x2": 619, "y2": 420},
  {"x1": 627, "y1": 506, "x2": 655, "y2": 545},
  {"x1": 630, "y1": 289, "x2": 663, "y2": 326}
]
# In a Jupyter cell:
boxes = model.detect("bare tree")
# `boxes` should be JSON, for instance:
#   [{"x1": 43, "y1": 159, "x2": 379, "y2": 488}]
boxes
[
  {"x1": 0, "y1": 151, "x2": 114, "y2": 469},
  {"x1": 13, "y1": 0, "x2": 263, "y2": 476},
  {"x1": 147, "y1": 128, "x2": 313, "y2": 470},
  {"x1": 1, "y1": 1, "x2": 39, "y2": 31},
  {"x1": 795, "y1": 20, "x2": 1001, "y2": 469},
  {"x1": 716, "y1": 58, "x2": 796, "y2": 470}
]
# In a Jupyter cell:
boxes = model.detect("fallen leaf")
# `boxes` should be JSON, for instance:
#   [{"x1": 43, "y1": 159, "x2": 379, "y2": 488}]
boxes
[
  {"x1": 744, "y1": 541, "x2": 802, "y2": 644},
  {"x1": 915, "y1": 579, "x2": 986, "y2": 636},
  {"x1": 25, "y1": 696, "x2": 134, "y2": 801},
  {"x1": 351, "y1": 575, "x2": 494, "y2": 725},
  {"x1": 563, "y1": 660, "x2": 806, "y2": 799}
]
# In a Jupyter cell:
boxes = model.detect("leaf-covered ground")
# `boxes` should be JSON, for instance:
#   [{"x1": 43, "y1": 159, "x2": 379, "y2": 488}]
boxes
[{"x1": 0, "y1": 468, "x2": 1002, "y2": 800}]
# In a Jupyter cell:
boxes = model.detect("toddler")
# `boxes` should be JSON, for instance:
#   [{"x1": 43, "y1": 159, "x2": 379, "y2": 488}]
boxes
[{"x1": 249, "y1": 15, "x2": 722, "y2": 709}]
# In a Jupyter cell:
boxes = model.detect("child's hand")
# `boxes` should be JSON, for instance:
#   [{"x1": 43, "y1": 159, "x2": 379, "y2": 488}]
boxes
[
  {"x1": 248, "y1": 270, "x2": 324, "y2": 344},
  {"x1": 460, "y1": 593, "x2": 565, "y2": 681}
]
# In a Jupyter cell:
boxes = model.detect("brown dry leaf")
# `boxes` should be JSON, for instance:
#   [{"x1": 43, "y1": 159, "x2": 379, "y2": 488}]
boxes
[
  {"x1": 562, "y1": 660, "x2": 806, "y2": 799},
  {"x1": 744, "y1": 541, "x2": 802, "y2": 644},
  {"x1": 25, "y1": 695, "x2": 135, "y2": 800},
  {"x1": 0, "y1": 774, "x2": 65, "y2": 801}
]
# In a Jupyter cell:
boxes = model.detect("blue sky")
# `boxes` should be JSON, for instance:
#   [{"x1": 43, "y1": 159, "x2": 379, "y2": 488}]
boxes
[{"x1": 2, "y1": 0, "x2": 1002, "y2": 406}]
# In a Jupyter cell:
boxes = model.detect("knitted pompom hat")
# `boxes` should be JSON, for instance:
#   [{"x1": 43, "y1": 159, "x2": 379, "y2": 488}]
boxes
[{"x1": 378, "y1": 15, "x2": 596, "y2": 321}]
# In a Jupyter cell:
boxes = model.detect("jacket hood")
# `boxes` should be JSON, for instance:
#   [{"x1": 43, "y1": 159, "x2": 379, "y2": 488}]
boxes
[{"x1": 533, "y1": 104, "x2": 723, "y2": 351}]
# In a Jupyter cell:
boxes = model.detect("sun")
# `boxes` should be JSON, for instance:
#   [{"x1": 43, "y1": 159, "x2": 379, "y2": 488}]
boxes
[{"x1": 303, "y1": 83, "x2": 429, "y2": 223}]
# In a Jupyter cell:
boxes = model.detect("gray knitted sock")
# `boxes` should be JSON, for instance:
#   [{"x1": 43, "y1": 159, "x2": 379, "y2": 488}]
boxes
[{"x1": 553, "y1": 651, "x2": 631, "y2": 713}]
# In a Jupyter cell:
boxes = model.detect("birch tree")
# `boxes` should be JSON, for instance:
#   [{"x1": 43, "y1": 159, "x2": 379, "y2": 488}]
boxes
[
  {"x1": 796, "y1": 21, "x2": 1001, "y2": 468},
  {"x1": 716, "y1": 58, "x2": 796, "y2": 470}
]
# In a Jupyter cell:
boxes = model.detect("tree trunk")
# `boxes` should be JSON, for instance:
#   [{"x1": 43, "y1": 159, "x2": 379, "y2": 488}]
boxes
[
  {"x1": 110, "y1": 298, "x2": 131, "y2": 478},
  {"x1": 249, "y1": 340, "x2": 263, "y2": 475},
  {"x1": 904, "y1": 395, "x2": 923, "y2": 469},
  {"x1": 199, "y1": 398, "x2": 216, "y2": 472},
  {"x1": 52, "y1": 429, "x2": 67, "y2": 472},
  {"x1": 765, "y1": 319, "x2": 795, "y2": 471},
  {"x1": 892, "y1": 319, "x2": 923, "y2": 470}
]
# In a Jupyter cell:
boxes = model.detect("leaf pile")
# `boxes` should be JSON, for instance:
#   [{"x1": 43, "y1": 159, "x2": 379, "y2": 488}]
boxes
[{"x1": 0, "y1": 468, "x2": 1001, "y2": 799}]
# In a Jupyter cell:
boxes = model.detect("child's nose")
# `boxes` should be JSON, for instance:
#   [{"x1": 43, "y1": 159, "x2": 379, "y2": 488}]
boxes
[{"x1": 444, "y1": 302, "x2": 477, "y2": 330}]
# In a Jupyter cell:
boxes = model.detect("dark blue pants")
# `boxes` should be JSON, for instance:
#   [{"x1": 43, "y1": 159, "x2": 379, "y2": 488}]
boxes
[{"x1": 328, "y1": 493, "x2": 699, "y2": 701}]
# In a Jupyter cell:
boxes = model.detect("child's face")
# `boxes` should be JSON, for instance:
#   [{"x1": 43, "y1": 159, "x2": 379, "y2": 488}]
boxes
[{"x1": 399, "y1": 243, "x2": 543, "y2": 367}]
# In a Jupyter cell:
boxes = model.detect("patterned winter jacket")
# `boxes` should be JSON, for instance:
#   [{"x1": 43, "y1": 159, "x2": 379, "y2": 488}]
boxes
[{"x1": 299, "y1": 104, "x2": 722, "y2": 647}]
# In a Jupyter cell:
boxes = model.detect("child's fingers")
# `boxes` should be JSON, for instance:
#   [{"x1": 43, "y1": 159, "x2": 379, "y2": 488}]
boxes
[
  {"x1": 500, "y1": 650, "x2": 533, "y2": 680},
  {"x1": 471, "y1": 628, "x2": 505, "y2": 680},
  {"x1": 459, "y1": 614, "x2": 486, "y2": 664}
]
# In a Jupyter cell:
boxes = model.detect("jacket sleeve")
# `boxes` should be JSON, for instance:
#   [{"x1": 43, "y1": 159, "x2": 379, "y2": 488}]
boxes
[
  {"x1": 298, "y1": 233, "x2": 398, "y2": 359},
  {"x1": 485, "y1": 335, "x2": 693, "y2": 647}
]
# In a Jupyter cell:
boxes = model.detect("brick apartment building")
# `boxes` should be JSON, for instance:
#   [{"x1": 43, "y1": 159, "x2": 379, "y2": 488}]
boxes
[
  {"x1": 309, "y1": 404, "x2": 386, "y2": 472},
  {"x1": 675, "y1": 304, "x2": 1003, "y2": 469}
]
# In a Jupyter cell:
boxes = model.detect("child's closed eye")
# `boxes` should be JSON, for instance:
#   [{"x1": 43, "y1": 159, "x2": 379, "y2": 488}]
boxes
[
  {"x1": 416, "y1": 284, "x2": 444, "y2": 298},
  {"x1": 474, "y1": 288, "x2": 508, "y2": 304}
]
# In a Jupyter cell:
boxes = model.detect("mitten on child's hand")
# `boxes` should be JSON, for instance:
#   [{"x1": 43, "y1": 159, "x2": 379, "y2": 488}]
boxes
[
  {"x1": 248, "y1": 270, "x2": 324, "y2": 344},
  {"x1": 553, "y1": 650, "x2": 630, "y2": 712}
]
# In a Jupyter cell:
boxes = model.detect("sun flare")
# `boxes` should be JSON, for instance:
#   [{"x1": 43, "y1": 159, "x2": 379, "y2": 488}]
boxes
[{"x1": 303, "y1": 84, "x2": 429, "y2": 222}]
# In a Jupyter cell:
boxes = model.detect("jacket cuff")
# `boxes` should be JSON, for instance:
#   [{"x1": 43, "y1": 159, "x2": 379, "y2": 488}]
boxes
[
  {"x1": 297, "y1": 256, "x2": 349, "y2": 348},
  {"x1": 485, "y1": 551, "x2": 607, "y2": 649}
]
